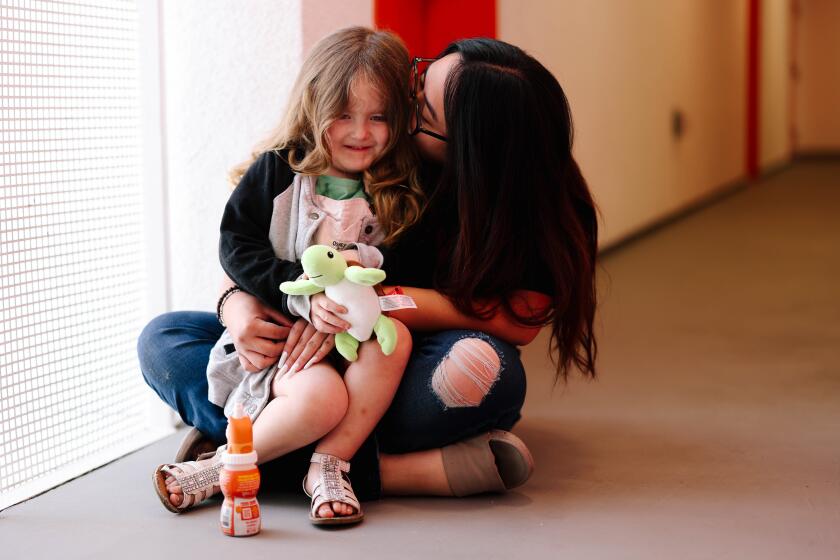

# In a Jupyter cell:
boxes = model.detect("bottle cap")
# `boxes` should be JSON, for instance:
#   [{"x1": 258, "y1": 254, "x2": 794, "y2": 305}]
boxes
[
  {"x1": 221, "y1": 450, "x2": 258, "y2": 465},
  {"x1": 226, "y1": 401, "x2": 254, "y2": 454}
]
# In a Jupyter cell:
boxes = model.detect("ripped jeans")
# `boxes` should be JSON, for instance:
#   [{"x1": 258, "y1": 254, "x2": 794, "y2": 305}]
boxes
[{"x1": 137, "y1": 311, "x2": 527, "y2": 500}]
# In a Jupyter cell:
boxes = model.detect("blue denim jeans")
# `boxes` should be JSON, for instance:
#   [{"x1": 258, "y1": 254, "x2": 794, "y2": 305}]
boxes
[{"x1": 138, "y1": 311, "x2": 526, "y2": 499}]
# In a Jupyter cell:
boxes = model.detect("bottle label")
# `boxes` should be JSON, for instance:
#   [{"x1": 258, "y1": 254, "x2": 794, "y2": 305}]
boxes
[
  {"x1": 220, "y1": 467, "x2": 261, "y2": 537},
  {"x1": 221, "y1": 496, "x2": 261, "y2": 537}
]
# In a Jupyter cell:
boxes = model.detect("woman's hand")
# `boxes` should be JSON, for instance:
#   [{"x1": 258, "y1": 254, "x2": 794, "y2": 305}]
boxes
[
  {"x1": 224, "y1": 290, "x2": 293, "y2": 372},
  {"x1": 309, "y1": 293, "x2": 351, "y2": 334},
  {"x1": 280, "y1": 318, "x2": 335, "y2": 375}
]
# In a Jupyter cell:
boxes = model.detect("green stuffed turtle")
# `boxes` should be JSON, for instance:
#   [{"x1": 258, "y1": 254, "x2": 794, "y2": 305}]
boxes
[{"x1": 280, "y1": 245, "x2": 397, "y2": 362}]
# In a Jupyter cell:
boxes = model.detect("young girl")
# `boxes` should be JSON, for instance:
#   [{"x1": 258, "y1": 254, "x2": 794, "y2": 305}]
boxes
[{"x1": 153, "y1": 27, "x2": 424, "y2": 526}]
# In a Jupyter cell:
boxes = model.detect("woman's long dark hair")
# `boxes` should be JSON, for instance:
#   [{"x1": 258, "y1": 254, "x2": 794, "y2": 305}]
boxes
[{"x1": 429, "y1": 38, "x2": 598, "y2": 382}]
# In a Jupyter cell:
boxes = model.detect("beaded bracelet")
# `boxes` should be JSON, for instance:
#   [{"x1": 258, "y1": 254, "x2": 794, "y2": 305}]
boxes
[{"x1": 216, "y1": 286, "x2": 242, "y2": 327}]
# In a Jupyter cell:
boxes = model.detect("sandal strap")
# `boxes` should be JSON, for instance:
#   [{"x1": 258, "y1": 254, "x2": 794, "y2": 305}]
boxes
[
  {"x1": 307, "y1": 453, "x2": 360, "y2": 516},
  {"x1": 310, "y1": 452, "x2": 350, "y2": 473},
  {"x1": 174, "y1": 461, "x2": 223, "y2": 494},
  {"x1": 175, "y1": 444, "x2": 225, "y2": 493},
  {"x1": 159, "y1": 447, "x2": 224, "y2": 510}
]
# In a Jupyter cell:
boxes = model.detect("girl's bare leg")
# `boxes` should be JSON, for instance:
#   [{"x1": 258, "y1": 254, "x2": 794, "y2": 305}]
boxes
[
  {"x1": 164, "y1": 363, "x2": 347, "y2": 508},
  {"x1": 306, "y1": 320, "x2": 412, "y2": 519},
  {"x1": 252, "y1": 363, "x2": 348, "y2": 462}
]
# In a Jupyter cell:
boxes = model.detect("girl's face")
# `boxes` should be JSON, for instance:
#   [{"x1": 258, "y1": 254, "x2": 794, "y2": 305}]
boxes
[
  {"x1": 412, "y1": 53, "x2": 459, "y2": 163},
  {"x1": 325, "y1": 78, "x2": 389, "y2": 179}
]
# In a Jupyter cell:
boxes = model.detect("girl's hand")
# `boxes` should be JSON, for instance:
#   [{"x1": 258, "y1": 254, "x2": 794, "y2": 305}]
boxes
[
  {"x1": 309, "y1": 293, "x2": 351, "y2": 334},
  {"x1": 281, "y1": 318, "x2": 335, "y2": 375},
  {"x1": 224, "y1": 290, "x2": 293, "y2": 372}
]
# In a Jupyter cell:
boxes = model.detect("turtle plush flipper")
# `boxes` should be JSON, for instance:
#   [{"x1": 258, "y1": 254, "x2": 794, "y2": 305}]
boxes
[
  {"x1": 335, "y1": 331, "x2": 361, "y2": 362},
  {"x1": 279, "y1": 279, "x2": 325, "y2": 296},
  {"x1": 373, "y1": 315, "x2": 397, "y2": 356},
  {"x1": 345, "y1": 266, "x2": 386, "y2": 286}
]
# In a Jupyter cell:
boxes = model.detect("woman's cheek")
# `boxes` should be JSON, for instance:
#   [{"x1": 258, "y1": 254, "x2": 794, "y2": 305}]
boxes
[{"x1": 414, "y1": 134, "x2": 446, "y2": 163}]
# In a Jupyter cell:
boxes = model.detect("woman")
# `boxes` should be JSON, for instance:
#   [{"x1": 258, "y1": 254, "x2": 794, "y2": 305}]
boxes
[{"x1": 139, "y1": 36, "x2": 598, "y2": 518}]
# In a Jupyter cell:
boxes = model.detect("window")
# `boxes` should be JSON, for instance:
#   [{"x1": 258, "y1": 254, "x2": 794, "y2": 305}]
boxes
[{"x1": 0, "y1": 0, "x2": 170, "y2": 510}]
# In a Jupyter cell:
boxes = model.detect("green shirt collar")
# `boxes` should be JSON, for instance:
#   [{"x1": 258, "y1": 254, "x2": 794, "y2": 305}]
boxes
[{"x1": 315, "y1": 175, "x2": 368, "y2": 201}]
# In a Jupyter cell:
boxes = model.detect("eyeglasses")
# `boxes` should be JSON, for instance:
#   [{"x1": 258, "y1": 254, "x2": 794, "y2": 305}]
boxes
[{"x1": 409, "y1": 57, "x2": 448, "y2": 143}]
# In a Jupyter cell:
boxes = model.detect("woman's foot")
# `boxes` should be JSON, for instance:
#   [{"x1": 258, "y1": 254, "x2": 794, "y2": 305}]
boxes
[
  {"x1": 174, "y1": 427, "x2": 219, "y2": 462},
  {"x1": 379, "y1": 431, "x2": 534, "y2": 497},
  {"x1": 441, "y1": 430, "x2": 534, "y2": 496}
]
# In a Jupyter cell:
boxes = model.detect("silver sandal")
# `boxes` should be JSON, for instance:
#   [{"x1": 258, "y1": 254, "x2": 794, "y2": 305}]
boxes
[
  {"x1": 153, "y1": 445, "x2": 225, "y2": 513},
  {"x1": 303, "y1": 452, "x2": 364, "y2": 526}
]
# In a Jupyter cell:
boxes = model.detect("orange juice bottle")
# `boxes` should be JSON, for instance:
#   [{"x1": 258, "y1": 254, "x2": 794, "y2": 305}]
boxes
[{"x1": 219, "y1": 402, "x2": 261, "y2": 537}]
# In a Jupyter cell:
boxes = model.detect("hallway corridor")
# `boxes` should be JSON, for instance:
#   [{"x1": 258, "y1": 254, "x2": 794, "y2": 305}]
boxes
[
  {"x1": 519, "y1": 160, "x2": 840, "y2": 558},
  {"x1": 2, "y1": 161, "x2": 838, "y2": 559}
]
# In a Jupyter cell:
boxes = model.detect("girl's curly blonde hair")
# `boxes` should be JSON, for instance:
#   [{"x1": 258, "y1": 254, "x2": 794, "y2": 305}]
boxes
[{"x1": 229, "y1": 26, "x2": 424, "y2": 245}]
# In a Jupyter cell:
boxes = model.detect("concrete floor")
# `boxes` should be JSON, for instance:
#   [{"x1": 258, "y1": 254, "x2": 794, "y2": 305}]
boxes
[{"x1": 2, "y1": 161, "x2": 839, "y2": 559}]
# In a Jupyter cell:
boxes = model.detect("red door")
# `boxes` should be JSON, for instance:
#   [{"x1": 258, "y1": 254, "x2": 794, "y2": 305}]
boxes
[{"x1": 374, "y1": 0, "x2": 496, "y2": 58}]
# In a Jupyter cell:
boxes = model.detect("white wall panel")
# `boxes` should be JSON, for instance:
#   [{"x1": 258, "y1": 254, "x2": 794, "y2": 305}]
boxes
[{"x1": 161, "y1": 0, "x2": 303, "y2": 310}]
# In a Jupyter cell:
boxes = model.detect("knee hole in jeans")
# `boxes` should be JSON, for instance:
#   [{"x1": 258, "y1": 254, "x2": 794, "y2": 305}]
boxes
[{"x1": 431, "y1": 338, "x2": 501, "y2": 408}]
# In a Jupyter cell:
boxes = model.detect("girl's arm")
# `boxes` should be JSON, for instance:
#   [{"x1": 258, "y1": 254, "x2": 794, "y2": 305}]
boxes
[
  {"x1": 383, "y1": 286, "x2": 550, "y2": 346},
  {"x1": 219, "y1": 151, "x2": 303, "y2": 316}
]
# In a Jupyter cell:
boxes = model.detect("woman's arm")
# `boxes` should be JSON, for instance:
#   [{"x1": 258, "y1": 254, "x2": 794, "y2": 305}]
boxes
[
  {"x1": 219, "y1": 276, "x2": 291, "y2": 371},
  {"x1": 384, "y1": 286, "x2": 550, "y2": 346}
]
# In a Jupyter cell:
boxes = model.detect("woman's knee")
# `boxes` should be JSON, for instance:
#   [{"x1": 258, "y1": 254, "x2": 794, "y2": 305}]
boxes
[
  {"x1": 137, "y1": 313, "x2": 176, "y2": 385},
  {"x1": 138, "y1": 311, "x2": 219, "y2": 398},
  {"x1": 431, "y1": 337, "x2": 503, "y2": 408},
  {"x1": 377, "y1": 332, "x2": 526, "y2": 452}
]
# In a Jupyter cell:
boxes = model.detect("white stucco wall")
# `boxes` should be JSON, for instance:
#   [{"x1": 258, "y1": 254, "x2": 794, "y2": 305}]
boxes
[
  {"x1": 161, "y1": 0, "x2": 303, "y2": 310},
  {"x1": 499, "y1": 0, "x2": 747, "y2": 247}
]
